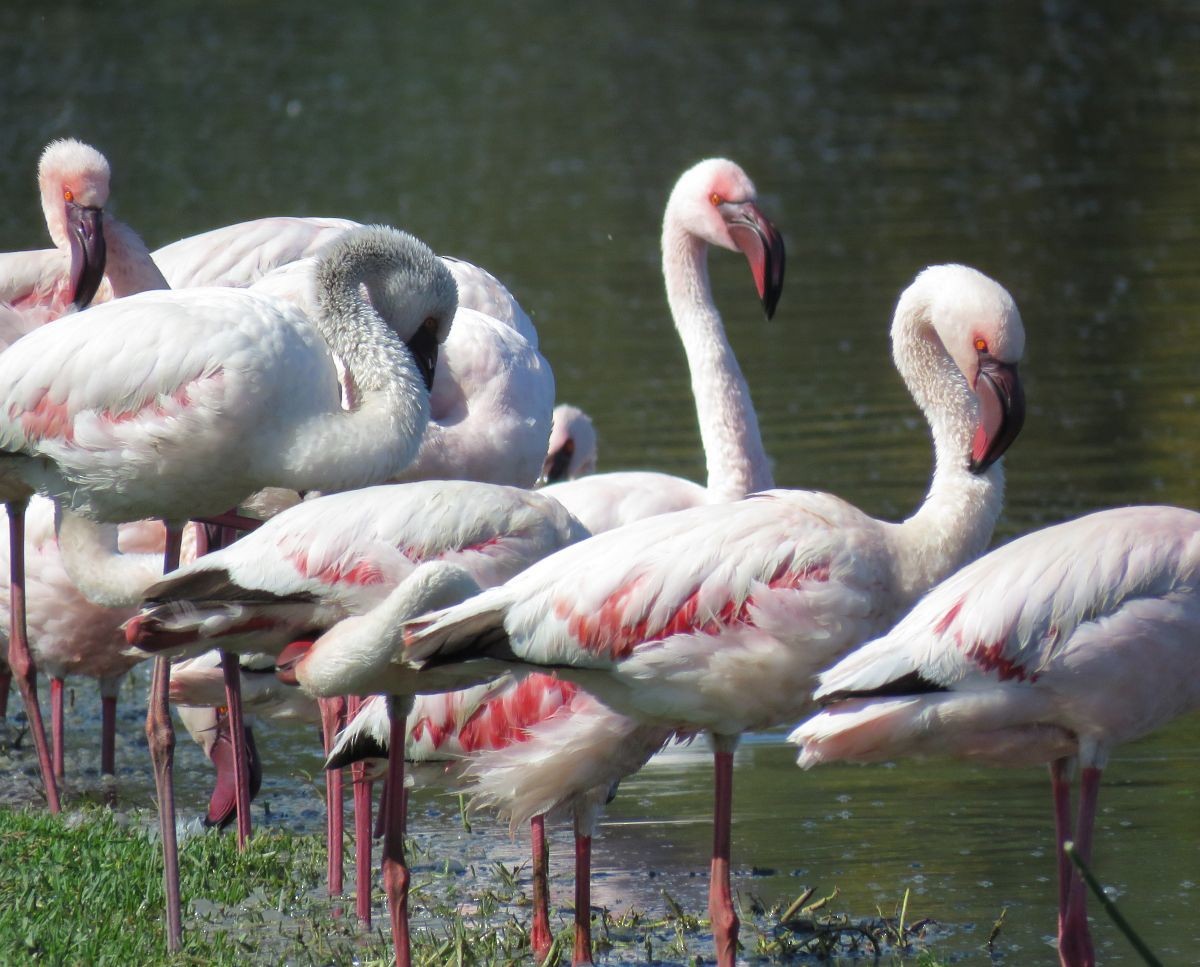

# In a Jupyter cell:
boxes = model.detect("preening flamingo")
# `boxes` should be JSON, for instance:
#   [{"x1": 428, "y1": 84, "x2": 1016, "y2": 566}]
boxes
[
  {"x1": 538, "y1": 404, "x2": 598, "y2": 485},
  {"x1": 540, "y1": 157, "x2": 783, "y2": 534},
  {"x1": 156, "y1": 216, "x2": 555, "y2": 487},
  {"x1": 0, "y1": 225, "x2": 454, "y2": 951},
  {"x1": 790, "y1": 504, "x2": 1200, "y2": 967},
  {"x1": 402, "y1": 264, "x2": 1027, "y2": 967}
]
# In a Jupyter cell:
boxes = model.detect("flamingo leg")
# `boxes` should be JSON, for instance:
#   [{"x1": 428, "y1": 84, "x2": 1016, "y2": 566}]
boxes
[
  {"x1": 148, "y1": 525, "x2": 184, "y2": 952},
  {"x1": 50, "y1": 677, "x2": 65, "y2": 782},
  {"x1": 0, "y1": 657, "x2": 10, "y2": 720},
  {"x1": 530, "y1": 813, "x2": 552, "y2": 960},
  {"x1": 320, "y1": 696, "x2": 347, "y2": 897},
  {"x1": 1050, "y1": 758, "x2": 1073, "y2": 935},
  {"x1": 100, "y1": 694, "x2": 117, "y2": 777},
  {"x1": 382, "y1": 695, "x2": 413, "y2": 967},
  {"x1": 1059, "y1": 766, "x2": 1101, "y2": 967},
  {"x1": 7, "y1": 499, "x2": 60, "y2": 812},
  {"x1": 348, "y1": 696, "x2": 373, "y2": 928},
  {"x1": 572, "y1": 824, "x2": 594, "y2": 966},
  {"x1": 708, "y1": 745, "x2": 738, "y2": 967},
  {"x1": 219, "y1": 650, "x2": 252, "y2": 849}
]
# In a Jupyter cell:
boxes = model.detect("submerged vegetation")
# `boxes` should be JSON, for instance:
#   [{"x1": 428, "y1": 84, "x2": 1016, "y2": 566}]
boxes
[{"x1": 0, "y1": 805, "x2": 951, "y2": 965}]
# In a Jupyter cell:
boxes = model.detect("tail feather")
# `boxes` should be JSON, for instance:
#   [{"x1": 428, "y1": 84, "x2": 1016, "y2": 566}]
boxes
[
  {"x1": 789, "y1": 697, "x2": 928, "y2": 767},
  {"x1": 402, "y1": 591, "x2": 512, "y2": 667},
  {"x1": 325, "y1": 695, "x2": 391, "y2": 770}
]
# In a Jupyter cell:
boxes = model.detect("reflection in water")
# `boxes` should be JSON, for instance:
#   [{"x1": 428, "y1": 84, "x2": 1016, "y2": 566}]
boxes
[{"x1": 2, "y1": 0, "x2": 1199, "y2": 962}]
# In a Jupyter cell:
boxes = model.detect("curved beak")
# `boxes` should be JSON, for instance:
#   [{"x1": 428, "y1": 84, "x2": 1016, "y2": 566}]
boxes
[
  {"x1": 275, "y1": 639, "x2": 314, "y2": 687},
  {"x1": 405, "y1": 325, "x2": 439, "y2": 392},
  {"x1": 202, "y1": 710, "x2": 263, "y2": 830},
  {"x1": 969, "y1": 356, "x2": 1025, "y2": 473},
  {"x1": 537, "y1": 439, "x2": 575, "y2": 486},
  {"x1": 67, "y1": 203, "x2": 106, "y2": 309},
  {"x1": 720, "y1": 201, "x2": 785, "y2": 319}
]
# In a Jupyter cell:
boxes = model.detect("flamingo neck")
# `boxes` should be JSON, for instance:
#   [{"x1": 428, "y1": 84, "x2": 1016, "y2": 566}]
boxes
[
  {"x1": 103, "y1": 218, "x2": 170, "y2": 297},
  {"x1": 53, "y1": 505, "x2": 166, "y2": 607},
  {"x1": 888, "y1": 300, "x2": 1004, "y2": 600},
  {"x1": 661, "y1": 225, "x2": 773, "y2": 501},
  {"x1": 277, "y1": 248, "x2": 431, "y2": 493}
]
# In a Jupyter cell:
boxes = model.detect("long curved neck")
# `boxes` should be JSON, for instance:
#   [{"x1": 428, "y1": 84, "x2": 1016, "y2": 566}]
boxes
[
  {"x1": 54, "y1": 505, "x2": 165, "y2": 607},
  {"x1": 888, "y1": 303, "x2": 1004, "y2": 602},
  {"x1": 661, "y1": 223, "x2": 773, "y2": 501},
  {"x1": 104, "y1": 217, "x2": 169, "y2": 297},
  {"x1": 276, "y1": 250, "x2": 430, "y2": 493}
]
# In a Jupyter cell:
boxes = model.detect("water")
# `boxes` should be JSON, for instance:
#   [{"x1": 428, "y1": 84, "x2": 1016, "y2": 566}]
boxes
[{"x1": 2, "y1": 0, "x2": 1199, "y2": 962}]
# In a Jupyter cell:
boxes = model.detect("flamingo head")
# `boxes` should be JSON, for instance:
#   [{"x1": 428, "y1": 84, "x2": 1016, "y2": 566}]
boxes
[
  {"x1": 275, "y1": 639, "x2": 314, "y2": 687},
  {"x1": 538, "y1": 403, "x2": 598, "y2": 485},
  {"x1": 911, "y1": 264, "x2": 1026, "y2": 474},
  {"x1": 667, "y1": 158, "x2": 786, "y2": 319},
  {"x1": 38, "y1": 139, "x2": 111, "y2": 308}
]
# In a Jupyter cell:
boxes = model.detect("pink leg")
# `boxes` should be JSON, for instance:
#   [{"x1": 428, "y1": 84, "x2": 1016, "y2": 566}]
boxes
[
  {"x1": 7, "y1": 500, "x2": 60, "y2": 812},
  {"x1": 1060, "y1": 767, "x2": 1101, "y2": 967},
  {"x1": 0, "y1": 656, "x2": 10, "y2": 720},
  {"x1": 530, "y1": 814, "x2": 552, "y2": 960},
  {"x1": 1050, "y1": 758, "x2": 1073, "y2": 934},
  {"x1": 709, "y1": 746, "x2": 738, "y2": 967},
  {"x1": 219, "y1": 650, "x2": 252, "y2": 849},
  {"x1": 382, "y1": 696, "x2": 411, "y2": 967},
  {"x1": 573, "y1": 827, "x2": 594, "y2": 965},
  {"x1": 50, "y1": 677, "x2": 65, "y2": 782},
  {"x1": 320, "y1": 696, "x2": 347, "y2": 897},
  {"x1": 148, "y1": 526, "x2": 184, "y2": 952},
  {"x1": 348, "y1": 696, "x2": 373, "y2": 928}
]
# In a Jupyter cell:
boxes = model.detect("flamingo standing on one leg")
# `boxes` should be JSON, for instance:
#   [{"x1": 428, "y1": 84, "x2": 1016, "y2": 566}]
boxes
[
  {"x1": 790, "y1": 504, "x2": 1200, "y2": 967},
  {"x1": 401, "y1": 264, "x2": 1028, "y2": 967},
  {"x1": 540, "y1": 157, "x2": 784, "y2": 534},
  {"x1": 0, "y1": 226, "x2": 455, "y2": 951}
]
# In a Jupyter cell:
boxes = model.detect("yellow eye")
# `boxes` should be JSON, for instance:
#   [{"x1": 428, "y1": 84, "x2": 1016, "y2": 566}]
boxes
[
  {"x1": 974, "y1": 337, "x2": 988, "y2": 352},
  {"x1": 710, "y1": 192, "x2": 723, "y2": 206},
  {"x1": 63, "y1": 188, "x2": 74, "y2": 203}
]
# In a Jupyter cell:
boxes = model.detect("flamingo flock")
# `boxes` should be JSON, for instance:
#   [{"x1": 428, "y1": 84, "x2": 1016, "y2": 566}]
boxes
[{"x1": 0, "y1": 138, "x2": 1192, "y2": 967}]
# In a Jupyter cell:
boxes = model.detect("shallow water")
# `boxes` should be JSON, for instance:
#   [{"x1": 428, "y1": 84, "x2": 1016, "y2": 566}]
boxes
[{"x1": 3, "y1": 0, "x2": 1200, "y2": 963}]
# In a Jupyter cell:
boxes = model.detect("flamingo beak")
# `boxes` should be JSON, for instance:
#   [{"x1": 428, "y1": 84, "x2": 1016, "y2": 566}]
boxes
[
  {"x1": 275, "y1": 639, "x2": 314, "y2": 686},
  {"x1": 969, "y1": 355, "x2": 1025, "y2": 473},
  {"x1": 537, "y1": 438, "x2": 576, "y2": 486},
  {"x1": 66, "y1": 202, "x2": 106, "y2": 309},
  {"x1": 720, "y1": 201, "x2": 786, "y2": 319},
  {"x1": 405, "y1": 324, "x2": 439, "y2": 392}
]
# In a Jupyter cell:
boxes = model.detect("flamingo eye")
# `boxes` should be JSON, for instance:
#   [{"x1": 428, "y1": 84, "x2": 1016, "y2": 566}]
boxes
[
  {"x1": 974, "y1": 337, "x2": 988, "y2": 352},
  {"x1": 710, "y1": 192, "x2": 723, "y2": 206},
  {"x1": 63, "y1": 188, "x2": 74, "y2": 203},
  {"x1": 423, "y1": 316, "x2": 439, "y2": 332}
]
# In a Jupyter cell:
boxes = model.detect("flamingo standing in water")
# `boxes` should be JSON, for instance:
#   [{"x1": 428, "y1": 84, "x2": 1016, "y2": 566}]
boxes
[
  {"x1": 540, "y1": 157, "x2": 784, "y2": 534},
  {"x1": 401, "y1": 264, "x2": 1027, "y2": 967},
  {"x1": 0, "y1": 225, "x2": 454, "y2": 951},
  {"x1": 791, "y1": 504, "x2": 1200, "y2": 967},
  {"x1": 0, "y1": 138, "x2": 168, "y2": 810},
  {"x1": 125, "y1": 479, "x2": 589, "y2": 958}
]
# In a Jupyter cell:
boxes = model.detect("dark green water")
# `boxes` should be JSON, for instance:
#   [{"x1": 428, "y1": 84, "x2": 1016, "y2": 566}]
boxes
[{"x1": 3, "y1": 1, "x2": 1200, "y2": 962}]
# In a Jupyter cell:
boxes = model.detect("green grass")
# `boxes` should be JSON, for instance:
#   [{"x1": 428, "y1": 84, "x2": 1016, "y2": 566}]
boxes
[{"x1": 0, "y1": 805, "x2": 951, "y2": 965}]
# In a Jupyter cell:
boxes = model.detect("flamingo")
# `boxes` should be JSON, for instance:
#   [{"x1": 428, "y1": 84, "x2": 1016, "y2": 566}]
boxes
[
  {"x1": 401, "y1": 263, "x2": 1027, "y2": 967},
  {"x1": 126, "y1": 482, "x2": 588, "y2": 964},
  {"x1": 538, "y1": 403, "x2": 598, "y2": 485},
  {"x1": 0, "y1": 225, "x2": 454, "y2": 951},
  {"x1": 790, "y1": 504, "x2": 1200, "y2": 967},
  {"x1": 0, "y1": 138, "x2": 168, "y2": 342},
  {"x1": 154, "y1": 216, "x2": 555, "y2": 488},
  {"x1": 0, "y1": 138, "x2": 168, "y2": 810},
  {"x1": 539, "y1": 157, "x2": 784, "y2": 534}
]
